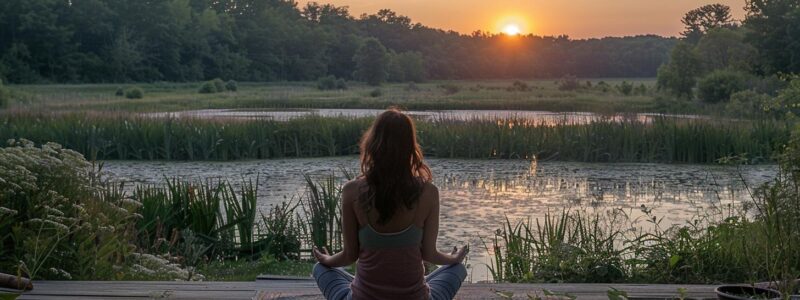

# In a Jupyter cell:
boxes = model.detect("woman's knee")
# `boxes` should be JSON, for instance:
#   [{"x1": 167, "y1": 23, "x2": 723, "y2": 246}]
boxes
[
  {"x1": 312, "y1": 262, "x2": 329, "y2": 279},
  {"x1": 450, "y1": 263, "x2": 467, "y2": 281}
]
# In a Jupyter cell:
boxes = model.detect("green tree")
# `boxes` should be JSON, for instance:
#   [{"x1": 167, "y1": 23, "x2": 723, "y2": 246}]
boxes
[
  {"x1": 695, "y1": 28, "x2": 757, "y2": 72},
  {"x1": 681, "y1": 4, "x2": 735, "y2": 43},
  {"x1": 745, "y1": 0, "x2": 800, "y2": 74},
  {"x1": 353, "y1": 38, "x2": 389, "y2": 86},
  {"x1": 657, "y1": 42, "x2": 702, "y2": 98},
  {"x1": 387, "y1": 51, "x2": 426, "y2": 83}
]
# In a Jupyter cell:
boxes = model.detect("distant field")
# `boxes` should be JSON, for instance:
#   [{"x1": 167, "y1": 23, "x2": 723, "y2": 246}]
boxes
[{"x1": 8, "y1": 79, "x2": 670, "y2": 114}]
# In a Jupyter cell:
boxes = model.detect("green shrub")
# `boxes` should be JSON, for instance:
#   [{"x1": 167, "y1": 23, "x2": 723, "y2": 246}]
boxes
[
  {"x1": 335, "y1": 78, "x2": 347, "y2": 90},
  {"x1": 0, "y1": 140, "x2": 136, "y2": 280},
  {"x1": 369, "y1": 88, "x2": 382, "y2": 97},
  {"x1": 771, "y1": 78, "x2": 800, "y2": 118},
  {"x1": 697, "y1": 70, "x2": 748, "y2": 103},
  {"x1": 405, "y1": 82, "x2": 421, "y2": 92},
  {"x1": 508, "y1": 80, "x2": 529, "y2": 92},
  {"x1": 617, "y1": 81, "x2": 633, "y2": 96},
  {"x1": 317, "y1": 75, "x2": 337, "y2": 90},
  {"x1": 225, "y1": 80, "x2": 238, "y2": 92},
  {"x1": 596, "y1": 81, "x2": 610, "y2": 92},
  {"x1": 115, "y1": 87, "x2": 124, "y2": 97},
  {"x1": 199, "y1": 81, "x2": 217, "y2": 94},
  {"x1": 557, "y1": 75, "x2": 580, "y2": 91},
  {"x1": 316, "y1": 76, "x2": 347, "y2": 90},
  {"x1": 438, "y1": 83, "x2": 460, "y2": 95},
  {"x1": 634, "y1": 83, "x2": 648, "y2": 95},
  {"x1": 212, "y1": 78, "x2": 225, "y2": 92},
  {"x1": 124, "y1": 87, "x2": 144, "y2": 99},
  {"x1": 725, "y1": 90, "x2": 770, "y2": 118}
]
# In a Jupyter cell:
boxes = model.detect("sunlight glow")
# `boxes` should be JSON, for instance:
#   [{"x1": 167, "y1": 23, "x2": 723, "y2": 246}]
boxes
[{"x1": 502, "y1": 24, "x2": 521, "y2": 36}]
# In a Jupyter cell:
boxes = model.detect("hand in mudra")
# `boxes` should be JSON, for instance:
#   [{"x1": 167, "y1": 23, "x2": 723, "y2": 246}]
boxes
[
  {"x1": 313, "y1": 247, "x2": 331, "y2": 266},
  {"x1": 451, "y1": 245, "x2": 469, "y2": 263}
]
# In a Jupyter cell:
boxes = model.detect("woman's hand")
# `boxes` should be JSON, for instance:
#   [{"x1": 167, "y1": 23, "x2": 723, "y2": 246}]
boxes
[
  {"x1": 450, "y1": 245, "x2": 469, "y2": 264},
  {"x1": 313, "y1": 247, "x2": 332, "y2": 266}
]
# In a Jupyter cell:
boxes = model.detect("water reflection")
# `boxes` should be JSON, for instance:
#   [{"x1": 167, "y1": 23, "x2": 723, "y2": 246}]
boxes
[
  {"x1": 101, "y1": 157, "x2": 776, "y2": 282},
  {"x1": 145, "y1": 108, "x2": 706, "y2": 126}
]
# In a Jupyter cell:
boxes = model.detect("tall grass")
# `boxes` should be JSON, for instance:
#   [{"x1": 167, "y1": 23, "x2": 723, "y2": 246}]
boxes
[
  {"x1": 0, "y1": 112, "x2": 789, "y2": 163},
  {"x1": 487, "y1": 154, "x2": 800, "y2": 290},
  {"x1": 133, "y1": 178, "x2": 261, "y2": 259},
  {"x1": 300, "y1": 174, "x2": 344, "y2": 253}
]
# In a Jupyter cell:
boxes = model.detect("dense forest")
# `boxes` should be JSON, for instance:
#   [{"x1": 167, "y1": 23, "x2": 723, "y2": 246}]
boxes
[
  {"x1": 655, "y1": 1, "x2": 800, "y2": 107},
  {"x1": 0, "y1": 0, "x2": 676, "y2": 83}
]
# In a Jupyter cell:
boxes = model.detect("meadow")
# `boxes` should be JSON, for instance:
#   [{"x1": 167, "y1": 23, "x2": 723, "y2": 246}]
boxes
[{"x1": 9, "y1": 79, "x2": 676, "y2": 114}]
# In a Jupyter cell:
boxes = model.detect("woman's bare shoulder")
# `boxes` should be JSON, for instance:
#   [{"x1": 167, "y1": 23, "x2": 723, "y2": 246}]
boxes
[
  {"x1": 341, "y1": 178, "x2": 366, "y2": 202},
  {"x1": 419, "y1": 181, "x2": 439, "y2": 206}
]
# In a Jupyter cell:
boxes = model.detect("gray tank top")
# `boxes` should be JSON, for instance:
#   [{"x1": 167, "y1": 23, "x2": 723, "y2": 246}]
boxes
[{"x1": 358, "y1": 224, "x2": 423, "y2": 249}]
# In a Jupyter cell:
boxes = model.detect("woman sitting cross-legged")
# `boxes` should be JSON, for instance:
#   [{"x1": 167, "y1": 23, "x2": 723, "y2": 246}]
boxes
[{"x1": 312, "y1": 108, "x2": 469, "y2": 300}]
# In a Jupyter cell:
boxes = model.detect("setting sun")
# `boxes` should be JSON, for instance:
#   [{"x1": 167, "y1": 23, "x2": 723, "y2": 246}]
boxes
[{"x1": 502, "y1": 24, "x2": 521, "y2": 35}]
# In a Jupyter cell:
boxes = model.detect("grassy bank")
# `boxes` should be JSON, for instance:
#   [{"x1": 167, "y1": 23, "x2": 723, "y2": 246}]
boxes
[
  {"x1": 7, "y1": 80, "x2": 672, "y2": 114},
  {"x1": 0, "y1": 112, "x2": 789, "y2": 164}
]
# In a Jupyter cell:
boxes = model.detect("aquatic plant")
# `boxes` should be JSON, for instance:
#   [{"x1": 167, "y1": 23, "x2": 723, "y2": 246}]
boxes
[
  {"x1": 258, "y1": 200, "x2": 302, "y2": 260},
  {"x1": 0, "y1": 113, "x2": 788, "y2": 164},
  {"x1": 133, "y1": 177, "x2": 263, "y2": 259},
  {"x1": 300, "y1": 174, "x2": 343, "y2": 253},
  {"x1": 487, "y1": 144, "x2": 800, "y2": 286}
]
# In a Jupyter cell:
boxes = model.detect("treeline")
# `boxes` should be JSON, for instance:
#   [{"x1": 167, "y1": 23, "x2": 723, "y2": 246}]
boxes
[
  {"x1": 0, "y1": 0, "x2": 675, "y2": 84},
  {"x1": 656, "y1": 1, "x2": 800, "y2": 110}
]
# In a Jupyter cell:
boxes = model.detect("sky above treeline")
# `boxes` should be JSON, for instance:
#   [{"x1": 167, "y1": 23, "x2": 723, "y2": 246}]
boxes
[{"x1": 298, "y1": 0, "x2": 747, "y2": 38}]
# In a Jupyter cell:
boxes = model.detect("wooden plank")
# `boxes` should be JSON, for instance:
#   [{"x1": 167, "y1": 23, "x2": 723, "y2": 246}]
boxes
[{"x1": 13, "y1": 281, "x2": 721, "y2": 300}]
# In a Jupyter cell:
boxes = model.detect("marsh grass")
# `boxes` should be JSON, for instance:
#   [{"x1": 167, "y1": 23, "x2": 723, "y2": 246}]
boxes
[
  {"x1": 258, "y1": 200, "x2": 302, "y2": 260},
  {"x1": 0, "y1": 112, "x2": 788, "y2": 164},
  {"x1": 300, "y1": 174, "x2": 343, "y2": 253},
  {"x1": 487, "y1": 160, "x2": 800, "y2": 290},
  {"x1": 133, "y1": 178, "x2": 261, "y2": 259}
]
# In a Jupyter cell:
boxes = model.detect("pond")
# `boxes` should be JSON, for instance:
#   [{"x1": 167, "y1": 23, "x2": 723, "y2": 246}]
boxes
[
  {"x1": 102, "y1": 158, "x2": 776, "y2": 282},
  {"x1": 146, "y1": 108, "x2": 706, "y2": 126}
]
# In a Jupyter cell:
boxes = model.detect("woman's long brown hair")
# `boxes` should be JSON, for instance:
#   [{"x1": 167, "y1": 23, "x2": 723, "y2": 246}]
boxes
[{"x1": 359, "y1": 108, "x2": 432, "y2": 225}]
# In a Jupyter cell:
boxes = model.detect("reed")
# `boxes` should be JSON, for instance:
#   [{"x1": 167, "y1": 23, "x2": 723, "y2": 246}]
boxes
[
  {"x1": 300, "y1": 174, "x2": 344, "y2": 253},
  {"x1": 487, "y1": 176, "x2": 800, "y2": 286},
  {"x1": 257, "y1": 200, "x2": 302, "y2": 260},
  {"x1": 132, "y1": 178, "x2": 261, "y2": 259},
  {"x1": 0, "y1": 112, "x2": 789, "y2": 164}
]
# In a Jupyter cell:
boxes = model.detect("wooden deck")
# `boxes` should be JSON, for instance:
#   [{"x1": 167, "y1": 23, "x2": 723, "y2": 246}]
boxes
[{"x1": 3, "y1": 279, "x2": 721, "y2": 300}]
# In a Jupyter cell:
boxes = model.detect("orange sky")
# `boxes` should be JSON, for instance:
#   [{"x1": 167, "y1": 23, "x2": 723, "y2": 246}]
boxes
[{"x1": 298, "y1": 0, "x2": 747, "y2": 38}]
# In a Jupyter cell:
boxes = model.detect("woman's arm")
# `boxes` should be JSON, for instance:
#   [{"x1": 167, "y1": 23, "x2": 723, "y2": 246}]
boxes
[
  {"x1": 420, "y1": 184, "x2": 468, "y2": 265},
  {"x1": 313, "y1": 180, "x2": 360, "y2": 267}
]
